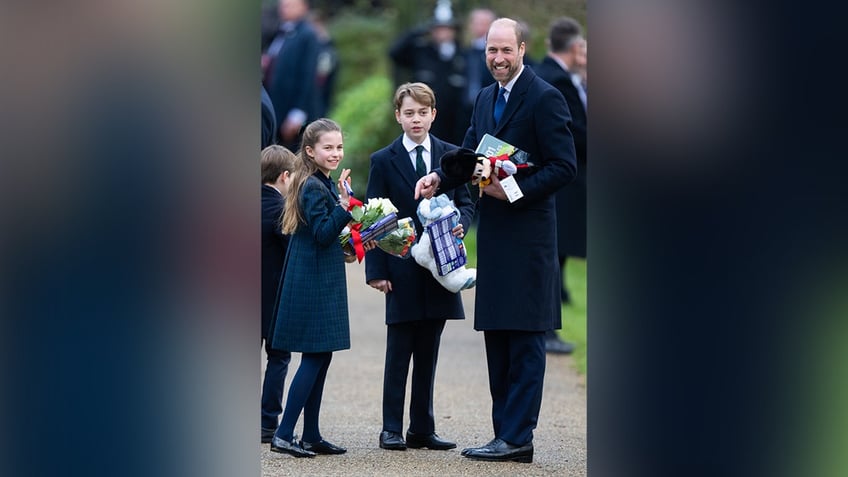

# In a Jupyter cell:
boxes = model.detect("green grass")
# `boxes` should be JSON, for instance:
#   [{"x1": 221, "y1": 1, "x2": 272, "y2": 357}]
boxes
[
  {"x1": 560, "y1": 258, "x2": 587, "y2": 375},
  {"x1": 464, "y1": 228, "x2": 587, "y2": 375}
]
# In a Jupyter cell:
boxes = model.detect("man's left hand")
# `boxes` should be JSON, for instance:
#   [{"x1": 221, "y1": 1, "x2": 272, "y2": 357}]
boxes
[{"x1": 482, "y1": 174, "x2": 508, "y2": 201}]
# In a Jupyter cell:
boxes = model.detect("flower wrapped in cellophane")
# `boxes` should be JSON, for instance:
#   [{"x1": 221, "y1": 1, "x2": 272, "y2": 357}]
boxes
[
  {"x1": 340, "y1": 197, "x2": 410, "y2": 262},
  {"x1": 375, "y1": 217, "x2": 416, "y2": 259}
]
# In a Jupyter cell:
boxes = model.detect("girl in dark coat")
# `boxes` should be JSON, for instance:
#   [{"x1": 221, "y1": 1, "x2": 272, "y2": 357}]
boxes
[{"x1": 268, "y1": 118, "x2": 368, "y2": 457}]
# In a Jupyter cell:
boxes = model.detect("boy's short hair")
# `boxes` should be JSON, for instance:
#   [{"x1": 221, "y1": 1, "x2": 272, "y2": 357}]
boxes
[
  {"x1": 261, "y1": 145, "x2": 296, "y2": 184},
  {"x1": 394, "y1": 82, "x2": 436, "y2": 111}
]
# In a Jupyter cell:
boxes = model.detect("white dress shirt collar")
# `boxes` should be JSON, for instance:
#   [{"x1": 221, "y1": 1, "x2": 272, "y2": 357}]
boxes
[
  {"x1": 499, "y1": 64, "x2": 525, "y2": 101},
  {"x1": 402, "y1": 134, "x2": 432, "y2": 173}
]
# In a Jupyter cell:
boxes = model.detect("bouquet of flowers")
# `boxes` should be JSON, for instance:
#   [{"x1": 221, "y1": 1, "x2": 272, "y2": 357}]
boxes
[
  {"x1": 376, "y1": 217, "x2": 416, "y2": 259},
  {"x1": 340, "y1": 197, "x2": 412, "y2": 262}
]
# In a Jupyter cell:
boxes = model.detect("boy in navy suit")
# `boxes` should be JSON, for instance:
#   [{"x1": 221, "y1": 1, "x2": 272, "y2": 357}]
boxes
[{"x1": 365, "y1": 82, "x2": 475, "y2": 452}]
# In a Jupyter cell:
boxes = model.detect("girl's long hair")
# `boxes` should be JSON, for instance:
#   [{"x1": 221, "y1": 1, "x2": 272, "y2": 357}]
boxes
[{"x1": 280, "y1": 118, "x2": 342, "y2": 235}]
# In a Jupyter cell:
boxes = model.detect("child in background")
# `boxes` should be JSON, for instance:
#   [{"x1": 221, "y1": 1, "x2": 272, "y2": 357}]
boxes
[{"x1": 260, "y1": 145, "x2": 296, "y2": 443}]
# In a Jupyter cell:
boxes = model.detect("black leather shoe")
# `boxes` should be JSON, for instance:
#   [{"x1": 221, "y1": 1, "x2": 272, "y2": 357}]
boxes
[
  {"x1": 261, "y1": 427, "x2": 276, "y2": 444},
  {"x1": 379, "y1": 430, "x2": 407, "y2": 450},
  {"x1": 464, "y1": 438, "x2": 533, "y2": 463},
  {"x1": 300, "y1": 439, "x2": 347, "y2": 455},
  {"x1": 461, "y1": 438, "x2": 497, "y2": 456},
  {"x1": 270, "y1": 436, "x2": 316, "y2": 458},
  {"x1": 405, "y1": 431, "x2": 456, "y2": 450},
  {"x1": 545, "y1": 337, "x2": 575, "y2": 354}
]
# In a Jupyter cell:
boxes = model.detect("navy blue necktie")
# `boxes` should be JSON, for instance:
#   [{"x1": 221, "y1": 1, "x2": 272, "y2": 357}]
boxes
[
  {"x1": 414, "y1": 145, "x2": 427, "y2": 177},
  {"x1": 493, "y1": 87, "x2": 506, "y2": 124}
]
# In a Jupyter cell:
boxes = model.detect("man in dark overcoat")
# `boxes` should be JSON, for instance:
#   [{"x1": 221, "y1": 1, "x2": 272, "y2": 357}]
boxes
[
  {"x1": 262, "y1": 0, "x2": 321, "y2": 151},
  {"x1": 536, "y1": 16, "x2": 588, "y2": 354},
  {"x1": 415, "y1": 18, "x2": 577, "y2": 463}
]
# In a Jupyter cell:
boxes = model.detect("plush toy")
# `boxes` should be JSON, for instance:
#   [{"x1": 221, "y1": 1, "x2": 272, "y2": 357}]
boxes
[
  {"x1": 439, "y1": 148, "x2": 528, "y2": 195},
  {"x1": 410, "y1": 194, "x2": 476, "y2": 293}
]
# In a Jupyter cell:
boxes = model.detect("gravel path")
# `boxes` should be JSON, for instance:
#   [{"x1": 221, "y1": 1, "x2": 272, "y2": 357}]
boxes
[{"x1": 261, "y1": 261, "x2": 586, "y2": 476}]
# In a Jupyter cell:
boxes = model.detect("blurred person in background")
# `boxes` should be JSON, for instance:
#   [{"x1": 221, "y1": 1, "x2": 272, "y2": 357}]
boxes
[
  {"x1": 463, "y1": 8, "x2": 497, "y2": 121},
  {"x1": 575, "y1": 37, "x2": 587, "y2": 89},
  {"x1": 262, "y1": 0, "x2": 321, "y2": 151},
  {"x1": 536, "y1": 16, "x2": 587, "y2": 355},
  {"x1": 261, "y1": 84, "x2": 277, "y2": 149},
  {"x1": 309, "y1": 9, "x2": 339, "y2": 119},
  {"x1": 389, "y1": 6, "x2": 468, "y2": 145}
]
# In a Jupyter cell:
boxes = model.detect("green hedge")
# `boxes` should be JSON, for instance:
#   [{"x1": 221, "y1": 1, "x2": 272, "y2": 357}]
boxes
[{"x1": 329, "y1": 75, "x2": 397, "y2": 196}]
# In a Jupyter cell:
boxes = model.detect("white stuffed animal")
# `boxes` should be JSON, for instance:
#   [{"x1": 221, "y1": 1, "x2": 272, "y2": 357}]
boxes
[{"x1": 410, "y1": 194, "x2": 476, "y2": 293}]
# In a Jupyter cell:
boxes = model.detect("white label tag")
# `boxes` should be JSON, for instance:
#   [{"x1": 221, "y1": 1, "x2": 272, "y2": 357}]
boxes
[{"x1": 500, "y1": 175, "x2": 524, "y2": 203}]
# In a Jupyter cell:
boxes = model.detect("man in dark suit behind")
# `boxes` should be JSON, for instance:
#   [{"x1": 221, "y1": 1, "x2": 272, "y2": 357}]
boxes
[
  {"x1": 415, "y1": 17, "x2": 577, "y2": 463},
  {"x1": 389, "y1": 17, "x2": 469, "y2": 146},
  {"x1": 536, "y1": 17, "x2": 588, "y2": 355},
  {"x1": 262, "y1": 0, "x2": 321, "y2": 151}
]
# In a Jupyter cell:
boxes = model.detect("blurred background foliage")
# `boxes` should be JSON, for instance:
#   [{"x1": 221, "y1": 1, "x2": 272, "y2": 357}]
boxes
[{"x1": 262, "y1": 0, "x2": 587, "y2": 191}]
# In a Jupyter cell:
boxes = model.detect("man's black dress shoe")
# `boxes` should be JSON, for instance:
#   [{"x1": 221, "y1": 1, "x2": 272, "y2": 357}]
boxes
[
  {"x1": 300, "y1": 439, "x2": 347, "y2": 455},
  {"x1": 405, "y1": 431, "x2": 456, "y2": 450},
  {"x1": 545, "y1": 337, "x2": 575, "y2": 354},
  {"x1": 463, "y1": 438, "x2": 533, "y2": 463},
  {"x1": 461, "y1": 438, "x2": 498, "y2": 456},
  {"x1": 379, "y1": 430, "x2": 407, "y2": 450},
  {"x1": 261, "y1": 427, "x2": 276, "y2": 444},
  {"x1": 270, "y1": 436, "x2": 316, "y2": 458}
]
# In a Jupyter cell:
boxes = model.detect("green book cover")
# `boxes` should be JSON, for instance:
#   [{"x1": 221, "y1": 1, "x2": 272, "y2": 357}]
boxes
[{"x1": 474, "y1": 133, "x2": 533, "y2": 166}]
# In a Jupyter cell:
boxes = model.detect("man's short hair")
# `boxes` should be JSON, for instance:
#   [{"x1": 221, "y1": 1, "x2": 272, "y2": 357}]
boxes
[{"x1": 548, "y1": 17, "x2": 583, "y2": 53}]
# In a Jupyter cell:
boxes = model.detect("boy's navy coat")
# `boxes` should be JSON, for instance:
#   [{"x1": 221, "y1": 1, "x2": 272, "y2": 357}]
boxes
[
  {"x1": 365, "y1": 135, "x2": 475, "y2": 325},
  {"x1": 261, "y1": 184, "x2": 288, "y2": 340},
  {"x1": 270, "y1": 174, "x2": 352, "y2": 353},
  {"x1": 442, "y1": 66, "x2": 578, "y2": 331}
]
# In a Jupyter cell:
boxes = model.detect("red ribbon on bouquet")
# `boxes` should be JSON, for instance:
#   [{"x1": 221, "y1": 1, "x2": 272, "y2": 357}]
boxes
[{"x1": 346, "y1": 196, "x2": 366, "y2": 262}]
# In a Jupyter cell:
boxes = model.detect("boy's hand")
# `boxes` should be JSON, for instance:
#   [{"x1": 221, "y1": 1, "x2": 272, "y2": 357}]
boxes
[
  {"x1": 451, "y1": 224, "x2": 465, "y2": 239},
  {"x1": 368, "y1": 279, "x2": 393, "y2": 294}
]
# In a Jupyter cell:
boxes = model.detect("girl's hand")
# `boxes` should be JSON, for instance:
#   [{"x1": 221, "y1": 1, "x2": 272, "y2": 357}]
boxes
[
  {"x1": 363, "y1": 239, "x2": 379, "y2": 251},
  {"x1": 337, "y1": 168, "x2": 351, "y2": 197},
  {"x1": 337, "y1": 168, "x2": 352, "y2": 209}
]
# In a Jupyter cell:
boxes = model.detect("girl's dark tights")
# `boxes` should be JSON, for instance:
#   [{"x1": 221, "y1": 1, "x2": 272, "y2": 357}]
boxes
[{"x1": 274, "y1": 352, "x2": 333, "y2": 443}]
